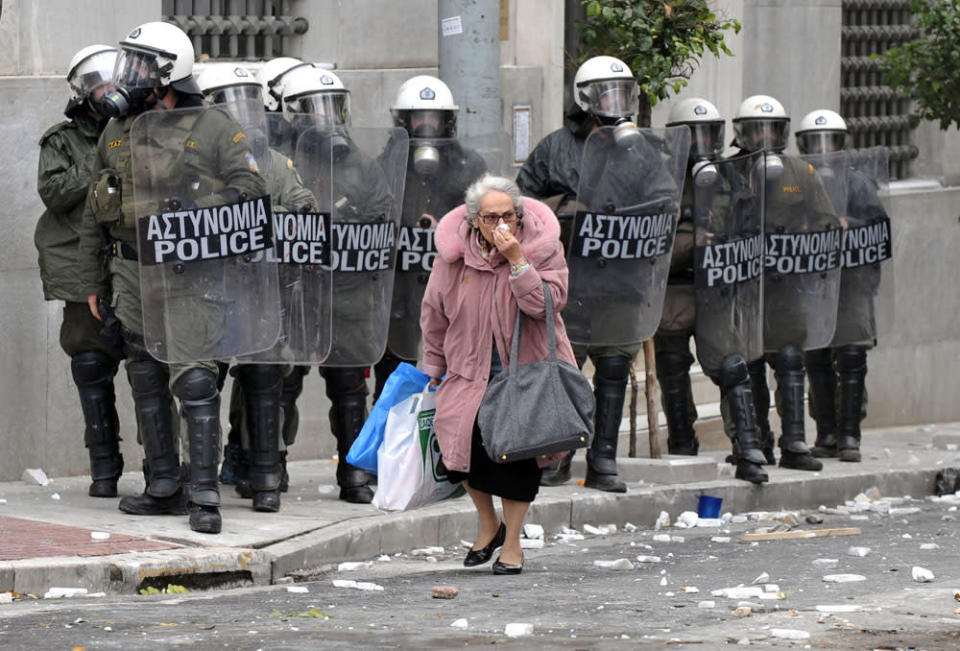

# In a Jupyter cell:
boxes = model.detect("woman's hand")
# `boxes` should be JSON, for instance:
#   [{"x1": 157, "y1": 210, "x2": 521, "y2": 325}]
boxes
[
  {"x1": 428, "y1": 377, "x2": 442, "y2": 388},
  {"x1": 88, "y1": 294, "x2": 102, "y2": 321},
  {"x1": 492, "y1": 225, "x2": 524, "y2": 266}
]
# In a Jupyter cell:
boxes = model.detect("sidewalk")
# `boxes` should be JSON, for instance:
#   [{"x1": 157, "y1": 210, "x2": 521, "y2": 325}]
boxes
[{"x1": 1, "y1": 422, "x2": 957, "y2": 597}]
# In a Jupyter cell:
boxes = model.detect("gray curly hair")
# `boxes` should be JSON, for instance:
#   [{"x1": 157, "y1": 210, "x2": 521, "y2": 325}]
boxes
[{"x1": 463, "y1": 173, "x2": 525, "y2": 223}]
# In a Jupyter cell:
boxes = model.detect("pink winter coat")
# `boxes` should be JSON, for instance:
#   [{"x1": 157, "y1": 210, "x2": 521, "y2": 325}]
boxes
[{"x1": 420, "y1": 196, "x2": 577, "y2": 473}]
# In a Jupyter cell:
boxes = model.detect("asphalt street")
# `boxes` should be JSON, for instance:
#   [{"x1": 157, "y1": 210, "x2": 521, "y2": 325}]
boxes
[{"x1": 2, "y1": 489, "x2": 958, "y2": 649}]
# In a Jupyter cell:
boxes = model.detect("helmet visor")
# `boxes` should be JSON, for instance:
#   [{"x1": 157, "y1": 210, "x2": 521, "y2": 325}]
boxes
[
  {"x1": 69, "y1": 50, "x2": 116, "y2": 98},
  {"x1": 735, "y1": 118, "x2": 789, "y2": 152},
  {"x1": 578, "y1": 78, "x2": 638, "y2": 119},
  {"x1": 796, "y1": 131, "x2": 846, "y2": 155},
  {"x1": 392, "y1": 109, "x2": 457, "y2": 138},
  {"x1": 283, "y1": 91, "x2": 350, "y2": 126},
  {"x1": 688, "y1": 122, "x2": 725, "y2": 159},
  {"x1": 113, "y1": 48, "x2": 161, "y2": 90}
]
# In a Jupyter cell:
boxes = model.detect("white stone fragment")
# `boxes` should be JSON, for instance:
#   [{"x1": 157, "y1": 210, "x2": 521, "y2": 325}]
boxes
[
  {"x1": 22, "y1": 468, "x2": 50, "y2": 486},
  {"x1": 674, "y1": 511, "x2": 699, "y2": 528},
  {"x1": 659, "y1": 576, "x2": 668, "y2": 586},
  {"x1": 623, "y1": 522, "x2": 638, "y2": 532},
  {"x1": 653, "y1": 534, "x2": 671, "y2": 542},
  {"x1": 286, "y1": 586, "x2": 309, "y2": 594},
  {"x1": 812, "y1": 558, "x2": 839, "y2": 569},
  {"x1": 847, "y1": 546, "x2": 871, "y2": 557},
  {"x1": 711, "y1": 586, "x2": 764, "y2": 599},
  {"x1": 751, "y1": 572, "x2": 770, "y2": 585},
  {"x1": 504, "y1": 623, "x2": 534, "y2": 638},
  {"x1": 594, "y1": 559, "x2": 634, "y2": 570},
  {"x1": 711, "y1": 536, "x2": 731, "y2": 543},
  {"x1": 920, "y1": 543, "x2": 940, "y2": 550},
  {"x1": 411, "y1": 546, "x2": 445, "y2": 556},
  {"x1": 0, "y1": 593, "x2": 13, "y2": 604},
  {"x1": 822, "y1": 574, "x2": 867, "y2": 583},
  {"x1": 635, "y1": 555, "x2": 662, "y2": 564},
  {"x1": 681, "y1": 586, "x2": 699, "y2": 593},
  {"x1": 50, "y1": 493, "x2": 61, "y2": 501},
  {"x1": 671, "y1": 536, "x2": 685, "y2": 543},
  {"x1": 771, "y1": 629, "x2": 810, "y2": 640},
  {"x1": 912, "y1": 566, "x2": 935, "y2": 583},
  {"x1": 522, "y1": 523, "x2": 544, "y2": 539},
  {"x1": 337, "y1": 561, "x2": 373, "y2": 571},
  {"x1": 816, "y1": 604, "x2": 860, "y2": 613},
  {"x1": 731, "y1": 514, "x2": 748, "y2": 524},
  {"x1": 654, "y1": 511, "x2": 671, "y2": 530},
  {"x1": 332, "y1": 579, "x2": 384, "y2": 591},
  {"x1": 90, "y1": 531, "x2": 110, "y2": 540},
  {"x1": 697, "y1": 600, "x2": 715, "y2": 609},
  {"x1": 695, "y1": 518, "x2": 722, "y2": 528},
  {"x1": 44, "y1": 587, "x2": 88, "y2": 599},
  {"x1": 763, "y1": 584, "x2": 780, "y2": 593},
  {"x1": 450, "y1": 618, "x2": 468, "y2": 629},
  {"x1": 520, "y1": 538, "x2": 544, "y2": 549}
]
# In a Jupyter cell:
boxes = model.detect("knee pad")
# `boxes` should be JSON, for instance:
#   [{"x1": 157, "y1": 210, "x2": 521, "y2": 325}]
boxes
[
  {"x1": 126, "y1": 358, "x2": 168, "y2": 396},
  {"x1": 173, "y1": 368, "x2": 218, "y2": 402},
  {"x1": 71, "y1": 351, "x2": 115, "y2": 386},
  {"x1": 236, "y1": 363, "x2": 283, "y2": 393},
  {"x1": 322, "y1": 366, "x2": 369, "y2": 399},
  {"x1": 593, "y1": 355, "x2": 631, "y2": 384},
  {"x1": 718, "y1": 354, "x2": 749, "y2": 390},
  {"x1": 656, "y1": 351, "x2": 692, "y2": 381},
  {"x1": 837, "y1": 345, "x2": 867, "y2": 371},
  {"x1": 775, "y1": 344, "x2": 803, "y2": 373}
]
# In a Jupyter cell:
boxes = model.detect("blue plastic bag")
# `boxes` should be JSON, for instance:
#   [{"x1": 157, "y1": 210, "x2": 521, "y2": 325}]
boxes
[{"x1": 346, "y1": 362, "x2": 430, "y2": 474}]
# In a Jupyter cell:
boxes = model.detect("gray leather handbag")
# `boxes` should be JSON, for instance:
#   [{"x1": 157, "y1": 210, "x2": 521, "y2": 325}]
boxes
[{"x1": 478, "y1": 281, "x2": 595, "y2": 463}]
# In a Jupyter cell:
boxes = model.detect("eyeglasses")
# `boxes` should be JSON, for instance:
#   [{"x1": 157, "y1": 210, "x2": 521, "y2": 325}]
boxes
[{"x1": 477, "y1": 210, "x2": 518, "y2": 226}]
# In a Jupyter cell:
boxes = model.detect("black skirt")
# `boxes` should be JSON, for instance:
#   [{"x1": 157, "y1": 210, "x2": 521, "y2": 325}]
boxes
[{"x1": 446, "y1": 419, "x2": 543, "y2": 503}]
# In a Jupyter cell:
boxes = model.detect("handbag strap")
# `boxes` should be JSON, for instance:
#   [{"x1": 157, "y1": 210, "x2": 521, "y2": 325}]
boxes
[{"x1": 509, "y1": 280, "x2": 558, "y2": 370}]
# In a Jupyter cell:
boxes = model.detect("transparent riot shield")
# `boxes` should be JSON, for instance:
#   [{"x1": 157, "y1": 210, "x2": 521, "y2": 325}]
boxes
[
  {"x1": 295, "y1": 125, "x2": 408, "y2": 366},
  {"x1": 692, "y1": 151, "x2": 765, "y2": 372},
  {"x1": 762, "y1": 151, "x2": 845, "y2": 352},
  {"x1": 131, "y1": 104, "x2": 280, "y2": 363},
  {"x1": 388, "y1": 136, "x2": 489, "y2": 361},
  {"x1": 564, "y1": 125, "x2": 690, "y2": 346},
  {"x1": 831, "y1": 146, "x2": 894, "y2": 345}
]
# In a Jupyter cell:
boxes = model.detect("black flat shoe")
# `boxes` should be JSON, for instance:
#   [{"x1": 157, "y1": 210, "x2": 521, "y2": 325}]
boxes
[
  {"x1": 492, "y1": 553, "x2": 523, "y2": 575},
  {"x1": 463, "y1": 522, "x2": 506, "y2": 567}
]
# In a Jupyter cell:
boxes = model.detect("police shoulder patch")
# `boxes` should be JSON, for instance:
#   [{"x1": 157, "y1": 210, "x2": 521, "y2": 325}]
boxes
[
  {"x1": 233, "y1": 131, "x2": 246, "y2": 143},
  {"x1": 184, "y1": 139, "x2": 197, "y2": 150},
  {"x1": 108, "y1": 139, "x2": 124, "y2": 149}
]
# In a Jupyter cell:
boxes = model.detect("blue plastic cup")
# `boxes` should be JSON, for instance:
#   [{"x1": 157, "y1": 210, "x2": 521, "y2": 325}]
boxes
[{"x1": 697, "y1": 494, "x2": 723, "y2": 519}]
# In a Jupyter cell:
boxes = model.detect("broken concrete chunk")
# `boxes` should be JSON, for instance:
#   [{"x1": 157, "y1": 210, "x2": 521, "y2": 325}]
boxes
[
  {"x1": 847, "y1": 546, "x2": 871, "y2": 557},
  {"x1": 44, "y1": 587, "x2": 87, "y2": 599},
  {"x1": 654, "y1": 511, "x2": 671, "y2": 530},
  {"x1": 912, "y1": 566, "x2": 935, "y2": 583},
  {"x1": 450, "y1": 618, "x2": 468, "y2": 628},
  {"x1": 522, "y1": 523, "x2": 544, "y2": 539},
  {"x1": 674, "y1": 511, "x2": 699, "y2": 528},
  {"x1": 504, "y1": 622, "x2": 534, "y2": 638},
  {"x1": 812, "y1": 558, "x2": 839, "y2": 569},
  {"x1": 22, "y1": 468, "x2": 50, "y2": 486},
  {"x1": 431, "y1": 585, "x2": 459, "y2": 599},
  {"x1": 337, "y1": 561, "x2": 373, "y2": 571},
  {"x1": 594, "y1": 559, "x2": 634, "y2": 570},
  {"x1": 771, "y1": 629, "x2": 811, "y2": 640},
  {"x1": 822, "y1": 574, "x2": 867, "y2": 583},
  {"x1": 697, "y1": 600, "x2": 715, "y2": 609},
  {"x1": 635, "y1": 555, "x2": 662, "y2": 564},
  {"x1": 751, "y1": 572, "x2": 770, "y2": 585}
]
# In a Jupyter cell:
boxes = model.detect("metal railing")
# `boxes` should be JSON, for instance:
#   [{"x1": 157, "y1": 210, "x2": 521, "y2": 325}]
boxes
[
  {"x1": 841, "y1": 0, "x2": 917, "y2": 179},
  {"x1": 162, "y1": 0, "x2": 308, "y2": 61}
]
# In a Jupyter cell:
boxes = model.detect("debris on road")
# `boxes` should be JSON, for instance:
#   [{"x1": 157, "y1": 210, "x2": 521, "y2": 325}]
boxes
[
  {"x1": 770, "y1": 628, "x2": 810, "y2": 640},
  {"x1": 332, "y1": 580, "x2": 384, "y2": 592},
  {"x1": 450, "y1": 618, "x2": 468, "y2": 628},
  {"x1": 847, "y1": 546, "x2": 871, "y2": 557},
  {"x1": 337, "y1": 561, "x2": 373, "y2": 572},
  {"x1": 912, "y1": 566, "x2": 935, "y2": 583},
  {"x1": 431, "y1": 586, "x2": 459, "y2": 599},
  {"x1": 504, "y1": 622, "x2": 534, "y2": 638},
  {"x1": 822, "y1": 574, "x2": 867, "y2": 583},
  {"x1": 740, "y1": 527, "x2": 861, "y2": 542},
  {"x1": 731, "y1": 606, "x2": 752, "y2": 618},
  {"x1": 594, "y1": 559, "x2": 634, "y2": 570},
  {"x1": 22, "y1": 468, "x2": 50, "y2": 486}
]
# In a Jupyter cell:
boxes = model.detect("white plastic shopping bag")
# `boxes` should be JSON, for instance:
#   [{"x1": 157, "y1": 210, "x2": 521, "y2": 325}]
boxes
[{"x1": 372, "y1": 387, "x2": 464, "y2": 511}]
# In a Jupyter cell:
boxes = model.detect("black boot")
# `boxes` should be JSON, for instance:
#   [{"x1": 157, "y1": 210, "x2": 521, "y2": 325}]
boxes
[
  {"x1": 836, "y1": 345, "x2": 867, "y2": 463},
  {"x1": 220, "y1": 377, "x2": 249, "y2": 485},
  {"x1": 774, "y1": 346, "x2": 822, "y2": 471},
  {"x1": 72, "y1": 352, "x2": 124, "y2": 497},
  {"x1": 279, "y1": 366, "x2": 308, "y2": 491},
  {"x1": 805, "y1": 348, "x2": 839, "y2": 458},
  {"x1": 584, "y1": 356, "x2": 629, "y2": 493},
  {"x1": 656, "y1": 351, "x2": 699, "y2": 455},
  {"x1": 540, "y1": 451, "x2": 573, "y2": 486},
  {"x1": 748, "y1": 359, "x2": 776, "y2": 465},
  {"x1": 174, "y1": 369, "x2": 222, "y2": 534},
  {"x1": 719, "y1": 356, "x2": 768, "y2": 484},
  {"x1": 325, "y1": 368, "x2": 374, "y2": 503},
  {"x1": 237, "y1": 365, "x2": 284, "y2": 512},
  {"x1": 120, "y1": 358, "x2": 183, "y2": 514}
]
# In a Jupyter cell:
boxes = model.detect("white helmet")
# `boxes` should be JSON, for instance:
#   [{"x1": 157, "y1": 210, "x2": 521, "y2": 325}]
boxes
[
  {"x1": 573, "y1": 55, "x2": 638, "y2": 120},
  {"x1": 67, "y1": 45, "x2": 117, "y2": 100},
  {"x1": 732, "y1": 94, "x2": 790, "y2": 153},
  {"x1": 666, "y1": 97, "x2": 725, "y2": 160},
  {"x1": 795, "y1": 109, "x2": 847, "y2": 154},
  {"x1": 114, "y1": 22, "x2": 198, "y2": 95},
  {"x1": 281, "y1": 67, "x2": 350, "y2": 127},
  {"x1": 257, "y1": 56, "x2": 314, "y2": 111},
  {"x1": 390, "y1": 75, "x2": 458, "y2": 138},
  {"x1": 197, "y1": 63, "x2": 261, "y2": 104}
]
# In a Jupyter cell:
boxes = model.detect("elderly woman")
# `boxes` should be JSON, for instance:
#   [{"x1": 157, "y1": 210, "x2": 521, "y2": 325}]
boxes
[{"x1": 420, "y1": 174, "x2": 576, "y2": 575}]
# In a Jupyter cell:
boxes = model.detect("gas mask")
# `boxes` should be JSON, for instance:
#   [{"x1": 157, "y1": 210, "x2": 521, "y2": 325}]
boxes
[
  {"x1": 100, "y1": 85, "x2": 157, "y2": 118},
  {"x1": 412, "y1": 143, "x2": 441, "y2": 176},
  {"x1": 692, "y1": 159, "x2": 719, "y2": 187}
]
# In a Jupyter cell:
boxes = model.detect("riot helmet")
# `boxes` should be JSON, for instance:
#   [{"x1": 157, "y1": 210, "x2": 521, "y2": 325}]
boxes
[
  {"x1": 795, "y1": 109, "x2": 847, "y2": 155},
  {"x1": 667, "y1": 97, "x2": 725, "y2": 186},
  {"x1": 102, "y1": 21, "x2": 199, "y2": 118},
  {"x1": 281, "y1": 67, "x2": 350, "y2": 127},
  {"x1": 65, "y1": 44, "x2": 117, "y2": 118},
  {"x1": 257, "y1": 56, "x2": 314, "y2": 112},
  {"x1": 574, "y1": 55, "x2": 642, "y2": 147},
  {"x1": 391, "y1": 75, "x2": 458, "y2": 176},
  {"x1": 732, "y1": 95, "x2": 790, "y2": 153},
  {"x1": 197, "y1": 63, "x2": 263, "y2": 123}
]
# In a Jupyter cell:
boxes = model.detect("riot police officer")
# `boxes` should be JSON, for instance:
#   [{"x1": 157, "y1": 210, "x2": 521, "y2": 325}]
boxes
[
  {"x1": 796, "y1": 109, "x2": 887, "y2": 463},
  {"x1": 730, "y1": 95, "x2": 843, "y2": 472},
  {"x1": 373, "y1": 75, "x2": 487, "y2": 398},
  {"x1": 658, "y1": 98, "x2": 769, "y2": 483},
  {"x1": 281, "y1": 66, "x2": 401, "y2": 503},
  {"x1": 197, "y1": 63, "x2": 320, "y2": 511},
  {"x1": 36, "y1": 44, "x2": 126, "y2": 498},
  {"x1": 518, "y1": 55, "x2": 665, "y2": 492},
  {"x1": 77, "y1": 22, "x2": 269, "y2": 533}
]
